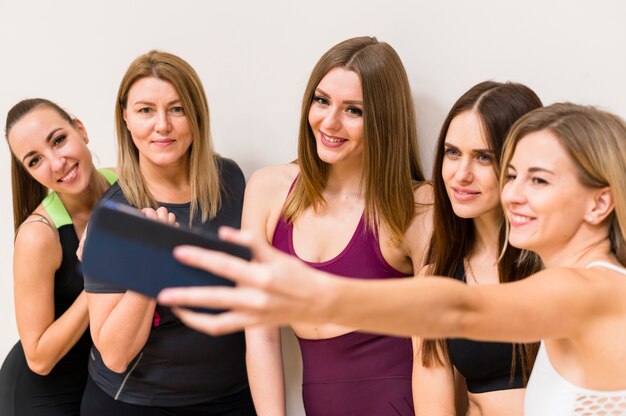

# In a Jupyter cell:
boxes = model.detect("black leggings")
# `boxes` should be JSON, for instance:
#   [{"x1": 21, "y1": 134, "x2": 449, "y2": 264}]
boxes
[
  {"x1": 0, "y1": 341, "x2": 87, "y2": 416},
  {"x1": 80, "y1": 376, "x2": 256, "y2": 416}
]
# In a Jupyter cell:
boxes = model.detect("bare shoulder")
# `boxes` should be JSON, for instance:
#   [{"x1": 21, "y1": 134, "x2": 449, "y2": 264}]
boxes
[
  {"x1": 402, "y1": 183, "x2": 434, "y2": 267},
  {"x1": 413, "y1": 181, "x2": 434, "y2": 205},
  {"x1": 411, "y1": 182, "x2": 434, "y2": 226},
  {"x1": 532, "y1": 266, "x2": 619, "y2": 287},
  {"x1": 575, "y1": 265, "x2": 626, "y2": 311},
  {"x1": 14, "y1": 210, "x2": 62, "y2": 273},
  {"x1": 507, "y1": 266, "x2": 623, "y2": 314},
  {"x1": 246, "y1": 163, "x2": 299, "y2": 198},
  {"x1": 522, "y1": 266, "x2": 626, "y2": 338},
  {"x1": 243, "y1": 163, "x2": 300, "y2": 234}
]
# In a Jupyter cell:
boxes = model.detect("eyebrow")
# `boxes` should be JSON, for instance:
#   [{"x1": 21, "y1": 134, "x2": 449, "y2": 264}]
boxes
[
  {"x1": 315, "y1": 88, "x2": 363, "y2": 105},
  {"x1": 506, "y1": 164, "x2": 555, "y2": 175},
  {"x1": 131, "y1": 99, "x2": 182, "y2": 106},
  {"x1": 21, "y1": 127, "x2": 62, "y2": 163},
  {"x1": 529, "y1": 167, "x2": 555, "y2": 175},
  {"x1": 444, "y1": 142, "x2": 494, "y2": 154}
]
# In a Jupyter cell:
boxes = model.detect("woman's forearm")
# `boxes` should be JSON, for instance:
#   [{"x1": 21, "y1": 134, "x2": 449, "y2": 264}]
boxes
[
  {"x1": 89, "y1": 291, "x2": 156, "y2": 373},
  {"x1": 21, "y1": 291, "x2": 89, "y2": 375},
  {"x1": 322, "y1": 276, "x2": 472, "y2": 339},
  {"x1": 246, "y1": 327, "x2": 286, "y2": 415}
]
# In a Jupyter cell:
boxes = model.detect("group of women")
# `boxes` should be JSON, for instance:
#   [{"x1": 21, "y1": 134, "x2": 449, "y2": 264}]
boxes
[{"x1": 0, "y1": 35, "x2": 625, "y2": 416}]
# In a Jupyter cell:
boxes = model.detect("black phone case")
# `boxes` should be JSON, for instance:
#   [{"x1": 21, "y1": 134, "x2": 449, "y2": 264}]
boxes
[{"x1": 82, "y1": 200, "x2": 251, "y2": 300}]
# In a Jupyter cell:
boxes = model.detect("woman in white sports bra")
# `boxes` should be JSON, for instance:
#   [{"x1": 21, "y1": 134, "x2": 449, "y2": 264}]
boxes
[{"x1": 159, "y1": 103, "x2": 626, "y2": 415}]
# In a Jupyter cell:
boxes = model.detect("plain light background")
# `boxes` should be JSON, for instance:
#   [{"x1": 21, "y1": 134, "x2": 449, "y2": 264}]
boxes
[{"x1": 1, "y1": 1, "x2": 625, "y2": 413}]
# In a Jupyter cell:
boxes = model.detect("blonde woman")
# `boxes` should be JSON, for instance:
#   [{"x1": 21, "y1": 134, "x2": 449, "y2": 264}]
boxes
[{"x1": 81, "y1": 51, "x2": 254, "y2": 415}]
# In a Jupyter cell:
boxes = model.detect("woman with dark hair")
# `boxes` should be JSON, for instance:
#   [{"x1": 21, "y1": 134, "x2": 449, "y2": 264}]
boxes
[
  {"x1": 242, "y1": 36, "x2": 432, "y2": 415},
  {"x1": 414, "y1": 81, "x2": 542, "y2": 416},
  {"x1": 161, "y1": 103, "x2": 626, "y2": 415},
  {"x1": 0, "y1": 99, "x2": 116, "y2": 415}
]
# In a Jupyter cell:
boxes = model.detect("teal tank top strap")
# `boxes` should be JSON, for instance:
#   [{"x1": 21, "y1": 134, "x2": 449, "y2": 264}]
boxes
[{"x1": 42, "y1": 168, "x2": 118, "y2": 228}]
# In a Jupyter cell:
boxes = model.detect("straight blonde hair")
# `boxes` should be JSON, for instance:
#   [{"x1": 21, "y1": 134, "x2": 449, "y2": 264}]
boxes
[
  {"x1": 283, "y1": 36, "x2": 426, "y2": 245},
  {"x1": 115, "y1": 50, "x2": 220, "y2": 222}
]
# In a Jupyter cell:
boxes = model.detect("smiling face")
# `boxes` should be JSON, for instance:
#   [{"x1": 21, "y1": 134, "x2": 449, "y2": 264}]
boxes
[
  {"x1": 307, "y1": 67, "x2": 364, "y2": 168},
  {"x1": 123, "y1": 77, "x2": 193, "y2": 173},
  {"x1": 501, "y1": 129, "x2": 597, "y2": 254},
  {"x1": 441, "y1": 110, "x2": 501, "y2": 222},
  {"x1": 7, "y1": 106, "x2": 94, "y2": 195}
]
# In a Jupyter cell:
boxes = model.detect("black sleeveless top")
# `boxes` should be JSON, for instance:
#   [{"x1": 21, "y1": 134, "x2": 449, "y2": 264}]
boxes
[
  {"x1": 447, "y1": 264, "x2": 524, "y2": 393},
  {"x1": 84, "y1": 158, "x2": 251, "y2": 407},
  {"x1": 0, "y1": 169, "x2": 117, "y2": 416}
]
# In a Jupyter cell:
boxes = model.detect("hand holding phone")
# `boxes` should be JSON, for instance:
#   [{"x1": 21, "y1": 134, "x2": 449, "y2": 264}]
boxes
[{"x1": 82, "y1": 201, "x2": 251, "y2": 300}]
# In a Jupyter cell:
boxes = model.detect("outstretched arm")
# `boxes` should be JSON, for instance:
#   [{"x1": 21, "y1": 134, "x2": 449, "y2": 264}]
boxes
[{"x1": 159, "y1": 227, "x2": 611, "y2": 344}]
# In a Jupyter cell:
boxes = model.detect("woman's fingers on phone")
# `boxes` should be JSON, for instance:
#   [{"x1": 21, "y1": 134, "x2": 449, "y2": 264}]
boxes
[
  {"x1": 141, "y1": 207, "x2": 176, "y2": 225},
  {"x1": 173, "y1": 246, "x2": 264, "y2": 287},
  {"x1": 156, "y1": 207, "x2": 172, "y2": 222},
  {"x1": 141, "y1": 208, "x2": 158, "y2": 219},
  {"x1": 218, "y1": 227, "x2": 276, "y2": 262},
  {"x1": 158, "y1": 286, "x2": 233, "y2": 308}
]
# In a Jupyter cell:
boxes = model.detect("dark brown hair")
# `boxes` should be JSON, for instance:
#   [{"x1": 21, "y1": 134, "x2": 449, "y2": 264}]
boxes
[
  {"x1": 5, "y1": 99, "x2": 74, "y2": 231},
  {"x1": 421, "y1": 81, "x2": 543, "y2": 384}
]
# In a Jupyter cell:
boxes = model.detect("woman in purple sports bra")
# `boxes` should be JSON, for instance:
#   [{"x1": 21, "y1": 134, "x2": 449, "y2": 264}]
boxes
[{"x1": 241, "y1": 36, "x2": 432, "y2": 415}]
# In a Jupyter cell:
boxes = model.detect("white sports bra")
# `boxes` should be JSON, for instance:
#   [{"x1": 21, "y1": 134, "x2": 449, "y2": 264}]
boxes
[{"x1": 524, "y1": 261, "x2": 626, "y2": 415}]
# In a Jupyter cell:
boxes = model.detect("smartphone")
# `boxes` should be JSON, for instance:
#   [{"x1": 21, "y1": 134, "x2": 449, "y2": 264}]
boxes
[{"x1": 82, "y1": 200, "x2": 251, "y2": 299}]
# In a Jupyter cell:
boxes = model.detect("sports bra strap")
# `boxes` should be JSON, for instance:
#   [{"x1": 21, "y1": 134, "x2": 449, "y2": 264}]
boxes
[
  {"x1": 14, "y1": 213, "x2": 58, "y2": 242},
  {"x1": 586, "y1": 261, "x2": 626, "y2": 275}
]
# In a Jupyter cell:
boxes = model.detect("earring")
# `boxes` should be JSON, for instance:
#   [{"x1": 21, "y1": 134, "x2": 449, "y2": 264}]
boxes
[{"x1": 586, "y1": 215, "x2": 593, "y2": 223}]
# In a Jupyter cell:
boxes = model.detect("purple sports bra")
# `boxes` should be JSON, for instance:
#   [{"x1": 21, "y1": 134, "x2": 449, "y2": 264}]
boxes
[{"x1": 270, "y1": 180, "x2": 415, "y2": 416}]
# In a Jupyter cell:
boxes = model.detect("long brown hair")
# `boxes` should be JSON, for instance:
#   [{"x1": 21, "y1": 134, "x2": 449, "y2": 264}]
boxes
[
  {"x1": 115, "y1": 50, "x2": 220, "y2": 222},
  {"x1": 502, "y1": 103, "x2": 626, "y2": 266},
  {"x1": 5, "y1": 98, "x2": 75, "y2": 232},
  {"x1": 282, "y1": 36, "x2": 426, "y2": 244},
  {"x1": 421, "y1": 81, "x2": 543, "y2": 383}
]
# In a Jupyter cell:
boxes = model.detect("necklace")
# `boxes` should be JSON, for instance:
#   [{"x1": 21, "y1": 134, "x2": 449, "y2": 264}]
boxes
[{"x1": 464, "y1": 256, "x2": 479, "y2": 285}]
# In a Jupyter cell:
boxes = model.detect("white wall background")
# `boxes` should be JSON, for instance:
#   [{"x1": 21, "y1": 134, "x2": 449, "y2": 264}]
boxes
[{"x1": 1, "y1": 1, "x2": 624, "y2": 413}]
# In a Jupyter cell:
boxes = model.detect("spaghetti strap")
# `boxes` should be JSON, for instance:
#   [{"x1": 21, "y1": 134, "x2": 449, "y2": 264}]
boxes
[
  {"x1": 586, "y1": 260, "x2": 626, "y2": 275},
  {"x1": 14, "y1": 213, "x2": 57, "y2": 242}
]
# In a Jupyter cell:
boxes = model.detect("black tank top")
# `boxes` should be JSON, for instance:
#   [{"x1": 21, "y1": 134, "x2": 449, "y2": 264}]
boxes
[
  {"x1": 83, "y1": 158, "x2": 251, "y2": 407},
  {"x1": 0, "y1": 169, "x2": 117, "y2": 416},
  {"x1": 447, "y1": 264, "x2": 524, "y2": 393}
]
